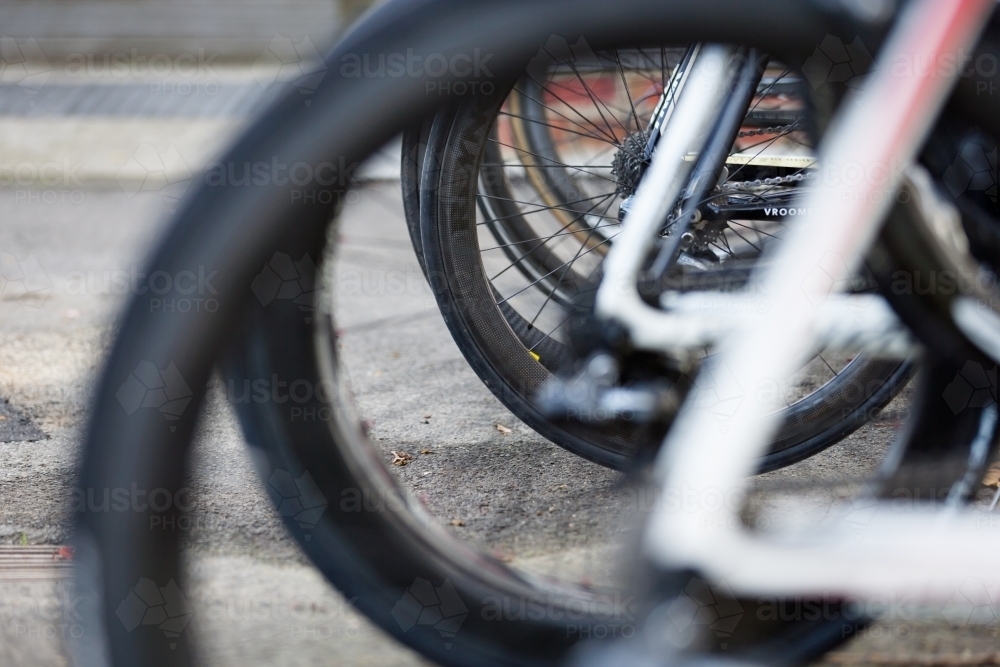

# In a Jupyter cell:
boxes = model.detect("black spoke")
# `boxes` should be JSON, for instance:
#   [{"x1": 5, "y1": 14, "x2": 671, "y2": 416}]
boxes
[
  {"x1": 722, "y1": 120, "x2": 804, "y2": 186},
  {"x1": 708, "y1": 240, "x2": 731, "y2": 258},
  {"x1": 545, "y1": 75, "x2": 648, "y2": 121},
  {"x1": 479, "y1": 191, "x2": 620, "y2": 221},
  {"x1": 560, "y1": 141, "x2": 619, "y2": 165},
  {"x1": 527, "y1": 194, "x2": 616, "y2": 327},
  {"x1": 488, "y1": 138, "x2": 623, "y2": 185},
  {"x1": 498, "y1": 110, "x2": 616, "y2": 145},
  {"x1": 480, "y1": 223, "x2": 620, "y2": 251},
  {"x1": 743, "y1": 164, "x2": 817, "y2": 204},
  {"x1": 737, "y1": 125, "x2": 803, "y2": 152},
  {"x1": 487, "y1": 194, "x2": 616, "y2": 283},
  {"x1": 565, "y1": 59, "x2": 645, "y2": 147},
  {"x1": 556, "y1": 57, "x2": 621, "y2": 141},
  {"x1": 518, "y1": 78, "x2": 619, "y2": 144},
  {"x1": 779, "y1": 382, "x2": 793, "y2": 408},
  {"x1": 817, "y1": 354, "x2": 840, "y2": 378},
  {"x1": 717, "y1": 232, "x2": 736, "y2": 258},
  {"x1": 743, "y1": 67, "x2": 791, "y2": 121},
  {"x1": 751, "y1": 220, "x2": 768, "y2": 247},
  {"x1": 483, "y1": 162, "x2": 613, "y2": 169},
  {"x1": 727, "y1": 219, "x2": 782, "y2": 241},
  {"x1": 528, "y1": 312, "x2": 573, "y2": 352},
  {"x1": 495, "y1": 233, "x2": 617, "y2": 306},
  {"x1": 476, "y1": 192, "x2": 616, "y2": 226},
  {"x1": 612, "y1": 50, "x2": 643, "y2": 132},
  {"x1": 726, "y1": 224, "x2": 763, "y2": 254}
]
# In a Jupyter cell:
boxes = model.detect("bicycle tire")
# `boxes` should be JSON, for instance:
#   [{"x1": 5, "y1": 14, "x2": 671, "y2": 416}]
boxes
[
  {"x1": 420, "y1": 81, "x2": 914, "y2": 472},
  {"x1": 70, "y1": 2, "x2": 940, "y2": 665}
]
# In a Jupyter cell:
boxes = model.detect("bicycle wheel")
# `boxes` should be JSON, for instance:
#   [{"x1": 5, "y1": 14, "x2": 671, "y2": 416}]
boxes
[
  {"x1": 74, "y1": 1, "x2": 977, "y2": 665},
  {"x1": 419, "y1": 54, "x2": 913, "y2": 471}
]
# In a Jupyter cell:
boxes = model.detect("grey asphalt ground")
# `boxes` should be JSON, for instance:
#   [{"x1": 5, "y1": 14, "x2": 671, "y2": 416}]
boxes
[
  {"x1": 0, "y1": 182, "x2": 439, "y2": 666},
  {"x1": 1, "y1": 173, "x2": 993, "y2": 666}
]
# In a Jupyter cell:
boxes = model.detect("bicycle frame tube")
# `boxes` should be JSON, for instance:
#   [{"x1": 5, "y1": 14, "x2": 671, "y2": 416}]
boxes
[
  {"x1": 647, "y1": 46, "x2": 763, "y2": 278},
  {"x1": 596, "y1": 44, "x2": 735, "y2": 330},
  {"x1": 616, "y1": 43, "x2": 703, "y2": 222},
  {"x1": 594, "y1": 43, "x2": 912, "y2": 360},
  {"x1": 645, "y1": 44, "x2": 702, "y2": 159},
  {"x1": 640, "y1": 0, "x2": 997, "y2": 601}
]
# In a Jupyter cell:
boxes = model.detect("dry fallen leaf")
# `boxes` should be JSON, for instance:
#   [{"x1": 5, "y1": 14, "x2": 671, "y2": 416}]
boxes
[
  {"x1": 449, "y1": 519, "x2": 465, "y2": 527},
  {"x1": 495, "y1": 424, "x2": 512, "y2": 435},
  {"x1": 420, "y1": 449, "x2": 433, "y2": 455},
  {"x1": 983, "y1": 462, "x2": 1000, "y2": 487},
  {"x1": 0, "y1": 415, "x2": 6, "y2": 421},
  {"x1": 390, "y1": 451, "x2": 414, "y2": 466}
]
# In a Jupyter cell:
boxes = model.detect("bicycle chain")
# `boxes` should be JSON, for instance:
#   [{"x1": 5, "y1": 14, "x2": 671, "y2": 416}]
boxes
[
  {"x1": 735, "y1": 123, "x2": 796, "y2": 139},
  {"x1": 717, "y1": 170, "x2": 816, "y2": 192},
  {"x1": 714, "y1": 123, "x2": 814, "y2": 192}
]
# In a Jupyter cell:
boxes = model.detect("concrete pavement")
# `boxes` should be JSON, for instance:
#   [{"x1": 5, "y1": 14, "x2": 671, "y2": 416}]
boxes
[{"x1": 0, "y1": 63, "x2": 994, "y2": 667}]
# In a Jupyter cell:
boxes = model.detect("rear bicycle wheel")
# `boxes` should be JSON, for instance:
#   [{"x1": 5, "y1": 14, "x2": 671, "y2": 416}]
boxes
[{"x1": 420, "y1": 60, "x2": 913, "y2": 470}]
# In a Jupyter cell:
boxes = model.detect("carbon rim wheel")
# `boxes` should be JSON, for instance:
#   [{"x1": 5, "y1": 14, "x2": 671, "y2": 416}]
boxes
[{"x1": 420, "y1": 63, "x2": 913, "y2": 471}]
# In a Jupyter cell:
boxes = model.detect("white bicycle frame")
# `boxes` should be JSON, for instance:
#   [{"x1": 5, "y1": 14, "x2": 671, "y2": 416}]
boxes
[{"x1": 596, "y1": 0, "x2": 999, "y2": 602}]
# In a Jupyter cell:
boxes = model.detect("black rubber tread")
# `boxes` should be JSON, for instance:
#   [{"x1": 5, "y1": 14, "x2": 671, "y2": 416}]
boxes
[
  {"x1": 405, "y1": 102, "x2": 577, "y2": 373},
  {"x1": 401, "y1": 119, "x2": 432, "y2": 277}
]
